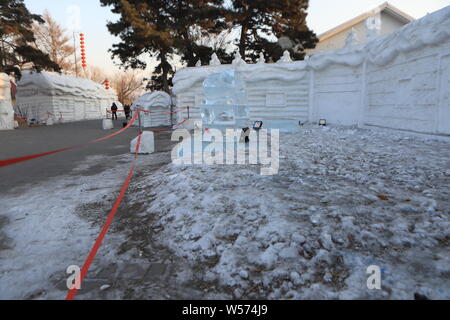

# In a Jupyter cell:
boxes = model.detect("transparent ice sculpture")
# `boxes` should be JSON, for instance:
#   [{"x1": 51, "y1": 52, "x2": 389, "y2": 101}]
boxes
[{"x1": 200, "y1": 69, "x2": 250, "y2": 130}]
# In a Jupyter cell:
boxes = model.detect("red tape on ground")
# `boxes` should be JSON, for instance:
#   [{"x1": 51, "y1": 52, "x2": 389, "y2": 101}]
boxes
[
  {"x1": 151, "y1": 119, "x2": 189, "y2": 133},
  {"x1": 107, "y1": 107, "x2": 188, "y2": 115},
  {"x1": 65, "y1": 130, "x2": 143, "y2": 300},
  {"x1": 0, "y1": 114, "x2": 138, "y2": 168}
]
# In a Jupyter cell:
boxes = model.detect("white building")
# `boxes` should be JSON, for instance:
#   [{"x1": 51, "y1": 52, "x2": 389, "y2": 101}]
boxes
[
  {"x1": 16, "y1": 71, "x2": 118, "y2": 123},
  {"x1": 0, "y1": 73, "x2": 14, "y2": 130},
  {"x1": 132, "y1": 91, "x2": 172, "y2": 127},
  {"x1": 307, "y1": 2, "x2": 414, "y2": 55},
  {"x1": 172, "y1": 6, "x2": 450, "y2": 136}
]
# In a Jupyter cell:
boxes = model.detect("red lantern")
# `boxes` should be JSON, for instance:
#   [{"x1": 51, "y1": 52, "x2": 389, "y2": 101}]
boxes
[
  {"x1": 105, "y1": 79, "x2": 110, "y2": 90},
  {"x1": 79, "y1": 33, "x2": 87, "y2": 68}
]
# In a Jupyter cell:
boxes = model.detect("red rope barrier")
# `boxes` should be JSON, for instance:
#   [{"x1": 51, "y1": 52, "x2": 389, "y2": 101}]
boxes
[
  {"x1": 0, "y1": 113, "x2": 139, "y2": 168},
  {"x1": 106, "y1": 107, "x2": 189, "y2": 115},
  {"x1": 65, "y1": 132, "x2": 143, "y2": 300},
  {"x1": 1, "y1": 106, "x2": 193, "y2": 168}
]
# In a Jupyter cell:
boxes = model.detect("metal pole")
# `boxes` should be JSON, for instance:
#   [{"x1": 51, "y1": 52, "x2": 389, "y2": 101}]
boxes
[
  {"x1": 138, "y1": 109, "x2": 142, "y2": 133},
  {"x1": 187, "y1": 106, "x2": 190, "y2": 119},
  {"x1": 73, "y1": 32, "x2": 78, "y2": 77},
  {"x1": 169, "y1": 95, "x2": 174, "y2": 127}
]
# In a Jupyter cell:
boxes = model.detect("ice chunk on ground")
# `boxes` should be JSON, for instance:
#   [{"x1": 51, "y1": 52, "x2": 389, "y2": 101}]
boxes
[
  {"x1": 102, "y1": 119, "x2": 113, "y2": 130},
  {"x1": 130, "y1": 131, "x2": 155, "y2": 154}
]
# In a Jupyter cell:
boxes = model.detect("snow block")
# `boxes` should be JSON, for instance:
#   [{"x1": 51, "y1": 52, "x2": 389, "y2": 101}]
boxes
[
  {"x1": 103, "y1": 119, "x2": 114, "y2": 130},
  {"x1": 46, "y1": 118, "x2": 54, "y2": 126},
  {"x1": 130, "y1": 131, "x2": 155, "y2": 154},
  {"x1": 0, "y1": 73, "x2": 14, "y2": 131}
]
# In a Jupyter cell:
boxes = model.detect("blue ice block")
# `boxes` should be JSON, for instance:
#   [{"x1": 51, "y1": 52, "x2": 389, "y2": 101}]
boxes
[{"x1": 201, "y1": 70, "x2": 250, "y2": 130}]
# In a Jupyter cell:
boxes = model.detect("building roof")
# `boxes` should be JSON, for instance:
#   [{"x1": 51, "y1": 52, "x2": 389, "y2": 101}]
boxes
[
  {"x1": 318, "y1": 2, "x2": 415, "y2": 42},
  {"x1": 132, "y1": 91, "x2": 172, "y2": 110},
  {"x1": 17, "y1": 71, "x2": 117, "y2": 100}
]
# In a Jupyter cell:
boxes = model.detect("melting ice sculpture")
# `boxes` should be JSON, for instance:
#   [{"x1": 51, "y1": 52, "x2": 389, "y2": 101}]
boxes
[{"x1": 200, "y1": 69, "x2": 249, "y2": 130}]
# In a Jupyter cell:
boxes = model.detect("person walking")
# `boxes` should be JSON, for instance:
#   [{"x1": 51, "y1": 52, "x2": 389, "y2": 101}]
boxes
[
  {"x1": 111, "y1": 102, "x2": 118, "y2": 120},
  {"x1": 124, "y1": 104, "x2": 131, "y2": 120}
]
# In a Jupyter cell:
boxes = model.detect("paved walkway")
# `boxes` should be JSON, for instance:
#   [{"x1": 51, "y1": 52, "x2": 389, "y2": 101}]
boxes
[{"x1": 0, "y1": 119, "x2": 172, "y2": 195}]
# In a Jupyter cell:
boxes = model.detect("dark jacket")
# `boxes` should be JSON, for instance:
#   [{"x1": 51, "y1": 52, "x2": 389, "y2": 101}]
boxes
[{"x1": 111, "y1": 103, "x2": 118, "y2": 112}]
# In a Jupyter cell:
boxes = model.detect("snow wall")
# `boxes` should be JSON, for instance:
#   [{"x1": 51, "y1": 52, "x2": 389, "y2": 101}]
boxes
[
  {"x1": 0, "y1": 73, "x2": 14, "y2": 130},
  {"x1": 132, "y1": 91, "x2": 172, "y2": 127},
  {"x1": 173, "y1": 6, "x2": 450, "y2": 136},
  {"x1": 16, "y1": 71, "x2": 118, "y2": 123}
]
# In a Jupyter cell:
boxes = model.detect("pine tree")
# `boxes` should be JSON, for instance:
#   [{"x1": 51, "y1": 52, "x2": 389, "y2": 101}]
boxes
[
  {"x1": 228, "y1": 0, "x2": 318, "y2": 62},
  {"x1": 100, "y1": 0, "x2": 230, "y2": 92},
  {"x1": 0, "y1": 0, "x2": 60, "y2": 77},
  {"x1": 169, "y1": 1, "x2": 229, "y2": 67}
]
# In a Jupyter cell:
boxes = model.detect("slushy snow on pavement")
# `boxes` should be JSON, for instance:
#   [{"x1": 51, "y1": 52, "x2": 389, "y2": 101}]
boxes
[{"x1": 0, "y1": 125, "x2": 449, "y2": 299}]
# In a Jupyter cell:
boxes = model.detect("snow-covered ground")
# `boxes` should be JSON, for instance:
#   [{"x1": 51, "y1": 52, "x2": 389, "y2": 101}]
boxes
[
  {"x1": 0, "y1": 154, "x2": 130, "y2": 299},
  {"x1": 129, "y1": 125, "x2": 450, "y2": 299},
  {"x1": 1, "y1": 125, "x2": 449, "y2": 299}
]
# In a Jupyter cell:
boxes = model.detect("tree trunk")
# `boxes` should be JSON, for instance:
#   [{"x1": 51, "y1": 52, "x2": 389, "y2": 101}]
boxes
[
  {"x1": 182, "y1": 31, "x2": 196, "y2": 67},
  {"x1": 161, "y1": 53, "x2": 170, "y2": 93},
  {"x1": 239, "y1": 25, "x2": 247, "y2": 59}
]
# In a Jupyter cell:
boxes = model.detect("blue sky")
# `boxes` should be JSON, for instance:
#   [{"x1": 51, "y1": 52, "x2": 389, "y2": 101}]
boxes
[{"x1": 25, "y1": 0, "x2": 450, "y2": 76}]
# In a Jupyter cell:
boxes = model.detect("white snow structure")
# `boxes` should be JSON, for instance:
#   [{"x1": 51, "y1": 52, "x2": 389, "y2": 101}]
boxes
[
  {"x1": 173, "y1": 6, "x2": 450, "y2": 135},
  {"x1": 131, "y1": 91, "x2": 172, "y2": 127},
  {"x1": 16, "y1": 71, "x2": 118, "y2": 123},
  {"x1": 0, "y1": 73, "x2": 14, "y2": 130},
  {"x1": 130, "y1": 131, "x2": 155, "y2": 154},
  {"x1": 102, "y1": 118, "x2": 114, "y2": 130}
]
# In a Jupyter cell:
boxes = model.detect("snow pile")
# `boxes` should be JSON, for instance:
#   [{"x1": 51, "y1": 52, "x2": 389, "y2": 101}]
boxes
[
  {"x1": 132, "y1": 91, "x2": 172, "y2": 127},
  {"x1": 129, "y1": 125, "x2": 450, "y2": 299},
  {"x1": 0, "y1": 73, "x2": 14, "y2": 130}
]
